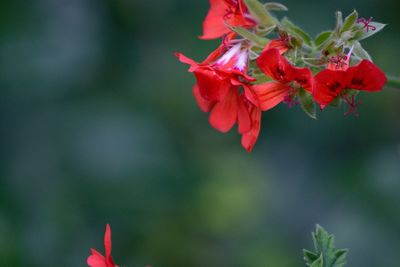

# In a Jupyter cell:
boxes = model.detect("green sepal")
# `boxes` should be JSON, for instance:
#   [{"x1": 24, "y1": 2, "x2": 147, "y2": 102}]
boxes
[
  {"x1": 256, "y1": 24, "x2": 276, "y2": 35},
  {"x1": 281, "y1": 17, "x2": 312, "y2": 47},
  {"x1": 341, "y1": 10, "x2": 358, "y2": 33},
  {"x1": 302, "y1": 57, "x2": 327, "y2": 67},
  {"x1": 244, "y1": 0, "x2": 278, "y2": 27},
  {"x1": 303, "y1": 249, "x2": 319, "y2": 265},
  {"x1": 310, "y1": 255, "x2": 323, "y2": 267},
  {"x1": 226, "y1": 24, "x2": 269, "y2": 47},
  {"x1": 314, "y1": 31, "x2": 332, "y2": 48},
  {"x1": 329, "y1": 96, "x2": 342, "y2": 107},
  {"x1": 352, "y1": 22, "x2": 386, "y2": 41},
  {"x1": 352, "y1": 41, "x2": 372, "y2": 61},
  {"x1": 263, "y1": 2, "x2": 288, "y2": 12},
  {"x1": 335, "y1": 11, "x2": 343, "y2": 37},
  {"x1": 298, "y1": 87, "x2": 317, "y2": 119}
]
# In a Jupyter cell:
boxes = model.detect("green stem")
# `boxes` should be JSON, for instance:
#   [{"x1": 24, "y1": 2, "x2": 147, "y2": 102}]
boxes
[{"x1": 387, "y1": 75, "x2": 400, "y2": 90}]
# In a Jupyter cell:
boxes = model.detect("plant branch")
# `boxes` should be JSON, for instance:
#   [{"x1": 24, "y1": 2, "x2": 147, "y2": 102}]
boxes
[{"x1": 386, "y1": 75, "x2": 400, "y2": 90}]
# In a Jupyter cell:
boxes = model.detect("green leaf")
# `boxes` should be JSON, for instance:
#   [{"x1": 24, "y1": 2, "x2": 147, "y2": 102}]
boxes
[
  {"x1": 304, "y1": 225, "x2": 349, "y2": 267},
  {"x1": 281, "y1": 17, "x2": 312, "y2": 47},
  {"x1": 342, "y1": 10, "x2": 358, "y2": 33},
  {"x1": 352, "y1": 22, "x2": 386, "y2": 41},
  {"x1": 263, "y1": 2, "x2": 288, "y2": 12},
  {"x1": 244, "y1": 0, "x2": 277, "y2": 26},
  {"x1": 298, "y1": 88, "x2": 317, "y2": 119},
  {"x1": 352, "y1": 41, "x2": 372, "y2": 61},
  {"x1": 314, "y1": 31, "x2": 332, "y2": 48},
  {"x1": 226, "y1": 24, "x2": 269, "y2": 47}
]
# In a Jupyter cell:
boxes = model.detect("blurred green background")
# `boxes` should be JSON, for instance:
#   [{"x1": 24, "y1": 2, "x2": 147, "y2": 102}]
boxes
[{"x1": 0, "y1": 0, "x2": 399, "y2": 266}]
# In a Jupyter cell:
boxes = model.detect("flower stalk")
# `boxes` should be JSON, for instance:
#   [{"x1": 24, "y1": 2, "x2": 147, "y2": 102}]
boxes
[{"x1": 386, "y1": 75, "x2": 400, "y2": 90}]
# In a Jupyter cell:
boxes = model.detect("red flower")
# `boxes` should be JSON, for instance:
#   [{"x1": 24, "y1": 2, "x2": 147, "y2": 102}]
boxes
[
  {"x1": 313, "y1": 60, "x2": 387, "y2": 107},
  {"x1": 87, "y1": 224, "x2": 119, "y2": 267},
  {"x1": 200, "y1": 0, "x2": 256, "y2": 40},
  {"x1": 251, "y1": 48, "x2": 313, "y2": 110},
  {"x1": 176, "y1": 41, "x2": 261, "y2": 152}
]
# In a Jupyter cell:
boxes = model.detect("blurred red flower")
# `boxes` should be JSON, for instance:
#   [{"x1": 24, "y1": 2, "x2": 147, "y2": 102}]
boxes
[{"x1": 87, "y1": 224, "x2": 119, "y2": 267}]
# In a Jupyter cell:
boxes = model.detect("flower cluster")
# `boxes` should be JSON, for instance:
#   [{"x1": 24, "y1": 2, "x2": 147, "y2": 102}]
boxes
[{"x1": 177, "y1": 0, "x2": 387, "y2": 152}]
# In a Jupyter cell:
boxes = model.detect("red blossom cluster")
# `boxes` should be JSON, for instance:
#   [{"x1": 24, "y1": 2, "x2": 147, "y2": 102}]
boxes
[{"x1": 176, "y1": 0, "x2": 387, "y2": 152}]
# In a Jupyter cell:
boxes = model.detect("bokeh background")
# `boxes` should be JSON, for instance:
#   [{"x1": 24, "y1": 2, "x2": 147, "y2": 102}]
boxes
[{"x1": 0, "y1": 0, "x2": 399, "y2": 266}]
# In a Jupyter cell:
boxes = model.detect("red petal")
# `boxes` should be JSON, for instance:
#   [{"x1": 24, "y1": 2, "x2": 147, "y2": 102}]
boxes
[
  {"x1": 209, "y1": 88, "x2": 238, "y2": 133},
  {"x1": 87, "y1": 249, "x2": 107, "y2": 267},
  {"x1": 313, "y1": 69, "x2": 347, "y2": 107},
  {"x1": 104, "y1": 224, "x2": 112, "y2": 260},
  {"x1": 237, "y1": 96, "x2": 251, "y2": 134},
  {"x1": 264, "y1": 39, "x2": 289, "y2": 55},
  {"x1": 193, "y1": 84, "x2": 215, "y2": 112},
  {"x1": 199, "y1": 0, "x2": 229, "y2": 39},
  {"x1": 346, "y1": 60, "x2": 387, "y2": 92},
  {"x1": 175, "y1": 53, "x2": 199, "y2": 72},
  {"x1": 251, "y1": 82, "x2": 290, "y2": 111},
  {"x1": 292, "y1": 66, "x2": 313, "y2": 92},
  {"x1": 241, "y1": 106, "x2": 261, "y2": 153},
  {"x1": 194, "y1": 68, "x2": 231, "y2": 102},
  {"x1": 256, "y1": 48, "x2": 293, "y2": 83}
]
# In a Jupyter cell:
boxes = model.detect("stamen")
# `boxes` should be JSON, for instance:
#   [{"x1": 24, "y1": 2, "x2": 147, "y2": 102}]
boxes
[
  {"x1": 357, "y1": 17, "x2": 376, "y2": 32},
  {"x1": 343, "y1": 95, "x2": 362, "y2": 117},
  {"x1": 283, "y1": 88, "x2": 299, "y2": 108},
  {"x1": 329, "y1": 54, "x2": 348, "y2": 70}
]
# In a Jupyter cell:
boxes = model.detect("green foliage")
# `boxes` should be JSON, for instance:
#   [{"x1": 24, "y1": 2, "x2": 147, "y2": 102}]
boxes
[
  {"x1": 303, "y1": 225, "x2": 348, "y2": 267},
  {"x1": 281, "y1": 17, "x2": 313, "y2": 47},
  {"x1": 352, "y1": 22, "x2": 386, "y2": 41},
  {"x1": 244, "y1": 0, "x2": 278, "y2": 26},
  {"x1": 314, "y1": 31, "x2": 332, "y2": 48},
  {"x1": 341, "y1": 10, "x2": 358, "y2": 33},
  {"x1": 352, "y1": 41, "x2": 372, "y2": 61},
  {"x1": 227, "y1": 25, "x2": 269, "y2": 47},
  {"x1": 298, "y1": 88, "x2": 317, "y2": 119},
  {"x1": 263, "y1": 2, "x2": 288, "y2": 11}
]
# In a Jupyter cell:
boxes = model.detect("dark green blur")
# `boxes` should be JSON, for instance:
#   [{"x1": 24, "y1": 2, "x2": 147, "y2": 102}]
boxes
[{"x1": 0, "y1": 0, "x2": 399, "y2": 266}]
